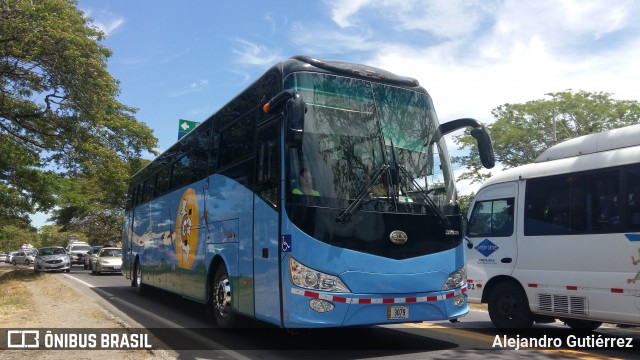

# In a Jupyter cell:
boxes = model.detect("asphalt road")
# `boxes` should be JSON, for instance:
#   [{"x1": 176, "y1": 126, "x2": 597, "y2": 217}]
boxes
[{"x1": 4, "y1": 262, "x2": 640, "y2": 359}]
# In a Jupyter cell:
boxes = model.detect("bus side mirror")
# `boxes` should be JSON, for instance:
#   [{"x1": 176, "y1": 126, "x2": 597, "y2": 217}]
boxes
[
  {"x1": 434, "y1": 118, "x2": 495, "y2": 169},
  {"x1": 263, "y1": 90, "x2": 306, "y2": 146},
  {"x1": 470, "y1": 125, "x2": 495, "y2": 169},
  {"x1": 286, "y1": 93, "x2": 305, "y2": 145}
]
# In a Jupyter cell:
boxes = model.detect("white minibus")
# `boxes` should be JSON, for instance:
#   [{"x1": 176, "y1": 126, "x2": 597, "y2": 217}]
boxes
[{"x1": 466, "y1": 124, "x2": 640, "y2": 330}]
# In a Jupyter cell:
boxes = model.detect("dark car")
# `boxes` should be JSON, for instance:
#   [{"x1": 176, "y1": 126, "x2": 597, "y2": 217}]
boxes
[{"x1": 84, "y1": 246, "x2": 102, "y2": 270}]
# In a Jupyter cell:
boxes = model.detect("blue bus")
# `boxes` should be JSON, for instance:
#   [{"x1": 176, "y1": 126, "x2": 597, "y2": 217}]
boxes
[{"x1": 122, "y1": 55, "x2": 494, "y2": 328}]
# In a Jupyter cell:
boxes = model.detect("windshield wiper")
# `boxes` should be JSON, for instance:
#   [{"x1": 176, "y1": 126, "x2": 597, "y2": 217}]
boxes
[
  {"x1": 396, "y1": 164, "x2": 448, "y2": 224},
  {"x1": 387, "y1": 138, "x2": 447, "y2": 223},
  {"x1": 336, "y1": 164, "x2": 389, "y2": 223}
]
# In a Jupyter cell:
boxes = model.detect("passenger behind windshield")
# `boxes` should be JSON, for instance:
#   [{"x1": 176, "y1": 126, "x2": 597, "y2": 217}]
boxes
[{"x1": 292, "y1": 169, "x2": 320, "y2": 196}]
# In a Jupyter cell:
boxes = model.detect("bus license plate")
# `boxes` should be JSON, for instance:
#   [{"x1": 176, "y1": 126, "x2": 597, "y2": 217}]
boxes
[{"x1": 387, "y1": 306, "x2": 409, "y2": 320}]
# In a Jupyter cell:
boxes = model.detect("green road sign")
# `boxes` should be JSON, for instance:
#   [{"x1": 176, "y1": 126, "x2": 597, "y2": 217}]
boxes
[{"x1": 178, "y1": 119, "x2": 200, "y2": 139}]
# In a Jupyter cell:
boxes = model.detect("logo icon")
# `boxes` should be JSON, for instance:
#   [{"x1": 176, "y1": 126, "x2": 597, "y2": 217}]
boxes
[
  {"x1": 475, "y1": 239, "x2": 499, "y2": 257},
  {"x1": 7, "y1": 330, "x2": 39, "y2": 348},
  {"x1": 389, "y1": 230, "x2": 408, "y2": 245}
]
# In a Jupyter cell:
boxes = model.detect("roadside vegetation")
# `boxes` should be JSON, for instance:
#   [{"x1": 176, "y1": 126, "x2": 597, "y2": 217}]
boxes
[
  {"x1": 0, "y1": 269, "x2": 39, "y2": 322},
  {"x1": 0, "y1": 0, "x2": 157, "y2": 247}
]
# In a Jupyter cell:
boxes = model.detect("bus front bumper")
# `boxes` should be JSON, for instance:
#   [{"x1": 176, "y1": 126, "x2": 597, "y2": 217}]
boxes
[{"x1": 283, "y1": 286, "x2": 468, "y2": 328}]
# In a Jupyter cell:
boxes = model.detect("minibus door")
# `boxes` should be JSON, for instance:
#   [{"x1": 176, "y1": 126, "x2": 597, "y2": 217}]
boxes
[{"x1": 466, "y1": 182, "x2": 519, "y2": 287}]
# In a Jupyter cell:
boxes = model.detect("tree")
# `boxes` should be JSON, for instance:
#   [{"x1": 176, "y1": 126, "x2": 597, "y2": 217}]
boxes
[
  {"x1": 0, "y1": 224, "x2": 37, "y2": 252},
  {"x1": 457, "y1": 192, "x2": 475, "y2": 216},
  {"x1": 49, "y1": 156, "x2": 150, "y2": 244},
  {"x1": 453, "y1": 90, "x2": 640, "y2": 183},
  {"x1": 0, "y1": 0, "x2": 157, "y2": 238},
  {"x1": 37, "y1": 225, "x2": 74, "y2": 248}
]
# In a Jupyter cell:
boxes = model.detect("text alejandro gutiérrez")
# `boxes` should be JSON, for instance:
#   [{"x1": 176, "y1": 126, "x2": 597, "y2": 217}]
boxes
[{"x1": 493, "y1": 334, "x2": 634, "y2": 351}]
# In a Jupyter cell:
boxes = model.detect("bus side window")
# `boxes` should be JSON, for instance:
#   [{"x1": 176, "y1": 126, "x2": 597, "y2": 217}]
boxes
[
  {"x1": 192, "y1": 127, "x2": 210, "y2": 182},
  {"x1": 170, "y1": 153, "x2": 191, "y2": 191}
]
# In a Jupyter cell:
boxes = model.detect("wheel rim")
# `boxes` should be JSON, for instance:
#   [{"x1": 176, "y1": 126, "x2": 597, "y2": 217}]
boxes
[
  {"x1": 214, "y1": 276, "x2": 232, "y2": 317},
  {"x1": 498, "y1": 293, "x2": 517, "y2": 319}
]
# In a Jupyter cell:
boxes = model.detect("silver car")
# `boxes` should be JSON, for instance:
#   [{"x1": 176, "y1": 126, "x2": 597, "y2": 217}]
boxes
[
  {"x1": 13, "y1": 250, "x2": 37, "y2": 266},
  {"x1": 92, "y1": 247, "x2": 122, "y2": 275},
  {"x1": 34, "y1": 247, "x2": 71, "y2": 273},
  {"x1": 6, "y1": 251, "x2": 18, "y2": 264}
]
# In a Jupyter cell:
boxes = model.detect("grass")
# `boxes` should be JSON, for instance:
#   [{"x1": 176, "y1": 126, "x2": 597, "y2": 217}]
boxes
[{"x1": 0, "y1": 269, "x2": 39, "y2": 321}]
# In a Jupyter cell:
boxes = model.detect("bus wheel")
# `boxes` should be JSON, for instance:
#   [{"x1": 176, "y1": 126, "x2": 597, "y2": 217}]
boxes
[
  {"x1": 488, "y1": 282, "x2": 533, "y2": 329},
  {"x1": 210, "y1": 265, "x2": 236, "y2": 328},
  {"x1": 564, "y1": 319, "x2": 602, "y2": 331},
  {"x1": 134, "y1": 261, "x2": 145, "y2": 295}
]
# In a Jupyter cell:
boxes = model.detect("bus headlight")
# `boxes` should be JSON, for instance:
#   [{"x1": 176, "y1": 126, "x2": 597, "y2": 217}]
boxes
[
  {"x1": 442, "y1": 267, "x2": 466, "y2": 291},
  {"x1": 289, "y1": 257, "x2": 350, "y2": 293}
]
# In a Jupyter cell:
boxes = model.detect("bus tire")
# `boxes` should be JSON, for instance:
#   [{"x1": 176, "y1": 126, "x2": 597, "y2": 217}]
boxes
[
  {"x1": 488, "y1": 281, "x2": 533, "y2": 329},
  {"x1": 563, "y1": 318, "x2": 602, "y2": 331},
  {"x1": 210, "y1": 265, "x2": 236, "y2": 328},
  {"x1": 134, "y1": 260, "x2": 145, "y2": 295}
]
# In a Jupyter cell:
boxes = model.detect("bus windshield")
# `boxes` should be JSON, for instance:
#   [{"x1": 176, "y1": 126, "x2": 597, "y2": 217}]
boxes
[{"x1": 285, "y1": 72, "x2": 455, "y2": 215}]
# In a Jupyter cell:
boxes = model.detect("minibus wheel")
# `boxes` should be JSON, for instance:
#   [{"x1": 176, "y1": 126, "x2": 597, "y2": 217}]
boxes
[
  {"x1": 563, "y1": 318, "x2": 602, "y2": 331},
  {"x1": 488, "y1": 281, "x2": 533, "y2": 329}
]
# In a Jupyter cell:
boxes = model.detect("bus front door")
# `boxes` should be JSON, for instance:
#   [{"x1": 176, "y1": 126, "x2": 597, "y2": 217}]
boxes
[{"x1": 252, "y1": 123, "x2": 282, "y2": 325}]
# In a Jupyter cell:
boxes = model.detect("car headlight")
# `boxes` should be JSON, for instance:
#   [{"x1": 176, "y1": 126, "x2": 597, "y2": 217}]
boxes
[
  {"x1": 289, "y1": 257, "x2": 350, "y2": 293},
  {"x1": 442, "y1": 267, "x2": 466, "y2": 290}
]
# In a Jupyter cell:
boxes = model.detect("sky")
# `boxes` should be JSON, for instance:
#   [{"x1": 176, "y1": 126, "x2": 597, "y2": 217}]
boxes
[{"x1": 32, "y1": 0, "x2": 640, "y2": 226}]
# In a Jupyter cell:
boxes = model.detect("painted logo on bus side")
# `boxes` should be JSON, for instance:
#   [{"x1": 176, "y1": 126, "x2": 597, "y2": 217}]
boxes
[
  {"x1": 475, "y1": 239, "x2": 499, "y2": 257},
  {"x1": 176, "y1": 188, "x2": 198, "y2": 269}
]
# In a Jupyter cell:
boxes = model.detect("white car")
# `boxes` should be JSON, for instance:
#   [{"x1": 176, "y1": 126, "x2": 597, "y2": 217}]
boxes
[{"x1": 66, "y1": 243, "x2": 91, "y2": 265}]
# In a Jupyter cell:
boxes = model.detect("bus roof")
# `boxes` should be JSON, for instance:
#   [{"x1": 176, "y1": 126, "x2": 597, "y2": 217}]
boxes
[
  {"x1": 535, "y1": 124, "x2": 640, "y2": 163},
  {"x1": 481, "y1": 124, "x2": 640, "y2": 187}
]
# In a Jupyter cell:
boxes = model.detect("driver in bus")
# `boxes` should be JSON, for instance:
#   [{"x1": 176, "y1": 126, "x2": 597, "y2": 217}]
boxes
[{"x1": 292, "y1": 169, "x2": 320, "y2": 196}]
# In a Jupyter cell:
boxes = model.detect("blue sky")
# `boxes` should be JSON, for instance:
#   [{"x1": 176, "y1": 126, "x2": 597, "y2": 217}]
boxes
[{"x1": 30, "y1": 0, "x2": 640, "y2": 226}]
